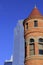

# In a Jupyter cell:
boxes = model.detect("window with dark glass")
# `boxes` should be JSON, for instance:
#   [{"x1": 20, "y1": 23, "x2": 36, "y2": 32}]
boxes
[
  {"x1": 34, "y1": 20, "x2": 38, "y2": 27},
  {"x1": 30, "y1": 39, "x2": 34, "y2": 43},
  {"x1": 26, "y1": 23, "x2": 28, "y2": 29},
  {"x1": 25, "y1": 42, "x2": 27, "y2": 58},
  {"x1": 39, "y1": 38, "x2": 43, "y2": 42},
  {"x1": 38, "y1": 38, "x2": 43, "y2": 55},
  {"x1": 29, "y1": 38, "x2": 35, "y2": 55}
]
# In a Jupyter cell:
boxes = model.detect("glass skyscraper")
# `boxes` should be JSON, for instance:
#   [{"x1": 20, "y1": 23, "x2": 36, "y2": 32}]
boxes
[{"x1": 13, "y1": 20, "x2": 24, "y2": 65}]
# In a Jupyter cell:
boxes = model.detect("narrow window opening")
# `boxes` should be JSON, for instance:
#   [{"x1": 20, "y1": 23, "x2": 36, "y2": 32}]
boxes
[
  {"x1": 29, "y1": 38, "x2": 35, "y2": 55},
  {"x1": 26, "y1": 23, "x2": 28, "y2": 29},
  {"x1": 39, "y1": 43, "x2": 43, "y2": 55},
  {"x1": 29, "y1": 43, "x2": 35, "y2": 55},
  {"x1": 34, "y1": 20, "x2": 38, "y2": 27},
  {"x1": 39, "y1": 38, "x2": 43, "y2": 55},
  {"x1": 25, "y1": 42, "x2": 27, "y2": 58}
]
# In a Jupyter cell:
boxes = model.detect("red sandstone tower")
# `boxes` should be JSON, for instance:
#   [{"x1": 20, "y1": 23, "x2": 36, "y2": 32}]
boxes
[{"x1": 23, "y1": 6, "x2": 43, "y2": 65}]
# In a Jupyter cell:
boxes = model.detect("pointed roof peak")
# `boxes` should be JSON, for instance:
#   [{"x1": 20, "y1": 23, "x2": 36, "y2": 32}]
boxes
[
  {"x1": 34, "y1": 4, "x2": 37, "y2": 8},
  {"x1": 29, "y1": 6, "x2": 42, "y2": 18},
  {"x1": 23, "y1": 6, "x2": 43, "y2": 25}
]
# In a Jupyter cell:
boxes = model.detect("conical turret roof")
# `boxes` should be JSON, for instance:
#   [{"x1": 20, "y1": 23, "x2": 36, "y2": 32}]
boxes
[
  {"x1": 23, "y1": 6, "x2": 43, "y2": 25},
  {"x1": 29, "y1": 6, "x2": 42, "y2": 18}
]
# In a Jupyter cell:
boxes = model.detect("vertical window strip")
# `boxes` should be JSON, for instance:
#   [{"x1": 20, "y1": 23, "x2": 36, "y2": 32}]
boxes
[{"x1": 34, "y1": 20, "x2": 38, "y2": 27}]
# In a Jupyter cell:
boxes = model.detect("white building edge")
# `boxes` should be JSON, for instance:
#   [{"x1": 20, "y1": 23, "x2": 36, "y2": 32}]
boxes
[{"x1": 5, "y1": 55, "x2": 13, "y2": 62}]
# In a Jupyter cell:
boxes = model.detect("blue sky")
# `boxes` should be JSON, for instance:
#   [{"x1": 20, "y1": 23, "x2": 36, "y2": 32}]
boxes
[{"x1": 0, "y1": 0, "x2": 43, "y2": 65}]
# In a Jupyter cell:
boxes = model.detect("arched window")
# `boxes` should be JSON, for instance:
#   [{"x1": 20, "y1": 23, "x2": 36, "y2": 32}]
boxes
[
  {"x1": 39, "y1": 38, "x2": 43, "y2": 43},
  {"x1": 29, "y1": 38, "x2": 35, "y2": 55},
  {"x1": 30, "y1": 38, "x2": 34, "y2": 43},
  {"x1": 38, "y1": 38, "x2": 43, "y2": 55}
]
